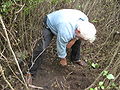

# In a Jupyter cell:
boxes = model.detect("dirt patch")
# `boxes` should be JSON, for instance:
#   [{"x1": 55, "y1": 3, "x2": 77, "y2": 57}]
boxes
[{"x1": 31, "y1": 48, "x2": 102, "y2": 90}]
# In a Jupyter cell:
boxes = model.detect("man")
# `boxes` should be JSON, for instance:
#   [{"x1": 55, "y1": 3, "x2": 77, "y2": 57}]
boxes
[{"x1": 26, "y1": 9, "x2": 96, "y2": 84}]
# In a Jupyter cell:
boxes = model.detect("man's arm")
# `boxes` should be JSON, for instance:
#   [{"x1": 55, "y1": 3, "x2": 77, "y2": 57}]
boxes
[
  {"x1": 67, "y1": 38, "x2": 78, "y2": 48},
  {"x1": 56, "y1": 32, "x2": 68, "y2": 65}
]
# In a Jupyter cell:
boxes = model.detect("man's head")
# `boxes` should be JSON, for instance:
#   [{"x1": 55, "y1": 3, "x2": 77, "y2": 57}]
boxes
[{"x1": 76, "y1": 21, "x2": 96, "y2": 43}]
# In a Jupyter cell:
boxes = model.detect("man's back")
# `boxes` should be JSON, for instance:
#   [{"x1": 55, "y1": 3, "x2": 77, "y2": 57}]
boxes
[
  {"x1": 47, "y1": 9, "x2": 88, "y2": 23},
  {"x1": 46, "y1": 9, "x2": 89, "y2": 35}
]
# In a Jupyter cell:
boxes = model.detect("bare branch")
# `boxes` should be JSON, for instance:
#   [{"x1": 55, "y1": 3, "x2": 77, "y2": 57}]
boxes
[
  {"x1": 0, "y1": 65, "x2": 14, "y2": 90},
  {"x1": 15, "y1": 4, "x2": 25, "y2": 14},
  {"x1": 0, "y1": 15, "x2": 29, "y2": 90},
  {"x1": 85, "y1": 42, "x2": 120, "y2": 90}
]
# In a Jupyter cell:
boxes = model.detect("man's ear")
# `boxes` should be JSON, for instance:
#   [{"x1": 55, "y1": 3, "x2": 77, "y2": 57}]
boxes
[{"x1": 75, "y1": 29, "x2": 81, "y2": 34}]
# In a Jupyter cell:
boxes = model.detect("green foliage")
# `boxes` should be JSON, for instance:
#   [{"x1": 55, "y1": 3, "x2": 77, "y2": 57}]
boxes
[
  {"x1": 0, "y1": 0, "x2": 45, "y2": 16},
  {"x1": 102, "y1": 70, "x2": 115, "y2": 80},
  {"x1": 98, "y1": 81, "x2": 104, "y2": 86},
  {"x1": 90, "y1": 87, "x2": 98, "y2": 90},
  {"x1": 90, "y1": 88, "x2": 94, "y2": 90},
  {"x1": 92, "y1": 19, "x2": 98, "y2": 23},
  {"x1": 27, "y1": 0, "x2": 44, "y2": 5},
  {"x1": 111, "y1": 82, "x2": 116, "y2": 87},
  {"x1": 76, "y1": 5, "x2": 81, "y2": 9},
  {"x1": 51, "y1": 0, "x2": 73, "y2": 4},
  {"x1": 89, "y1": 81, "x2": 105, "y2": 90},
  {"x1": 51, "y1": 0, "x2": 59, "y2": 4},
  {"x1": 106, "y1": 74, "x2": 115, "y2": 80},
  {"x1": 64, "y1": 0, "x2": 72, "y2": 2},
  {"x1": 0, "y1": 0, "x2": 74, "y2": 16},
  {"x1": 90, "y1": 71, "x2": 116, "y2": 90},
  {"x1": 0, "y1": 0, "x2": 13, "y2": 14},
  {"x1": 91, "y1": 63, "x2": 99, "y2": 69},
  {"x1": 98, "y1": 81, "x2": 105, "y2": 89},
  {"x1": 22, "y1": 0, "x2": 45, "y2": 15},
  {"x1": 102, "y1": 70, "x2": 108, "y2": 76}
]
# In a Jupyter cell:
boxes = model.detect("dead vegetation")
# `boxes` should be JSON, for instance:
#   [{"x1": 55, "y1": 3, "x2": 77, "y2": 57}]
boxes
[{"x1": 0, "y1": 0, "x2": 120, "y2": 90}]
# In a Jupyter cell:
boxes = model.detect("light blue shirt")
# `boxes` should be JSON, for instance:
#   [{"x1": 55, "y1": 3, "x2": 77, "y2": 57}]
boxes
[{"x1": 46, "y1": 9, "x2": 89, "y2": 58}]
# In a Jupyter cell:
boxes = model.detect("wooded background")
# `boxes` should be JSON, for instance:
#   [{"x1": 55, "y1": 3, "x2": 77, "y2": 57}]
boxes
[{"x1": 0, "y1": 0, "x2": 120, "y2": 90}]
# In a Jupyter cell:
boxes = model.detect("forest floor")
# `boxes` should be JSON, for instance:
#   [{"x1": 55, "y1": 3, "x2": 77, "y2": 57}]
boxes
[
  {"x1": 13, "y1": 35, "x2": 119, "y2": 90},
  {"x1": 32, "y1": 56, "x2": 101, "y2": 90},
  {"x1": 29, "y1": 41, "x2": 102, "y2": 90}
]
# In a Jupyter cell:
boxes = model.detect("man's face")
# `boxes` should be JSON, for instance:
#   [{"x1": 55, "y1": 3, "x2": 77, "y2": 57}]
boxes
[{"x1": 75, "y1": 30, "x2": 87, "y2": 41}]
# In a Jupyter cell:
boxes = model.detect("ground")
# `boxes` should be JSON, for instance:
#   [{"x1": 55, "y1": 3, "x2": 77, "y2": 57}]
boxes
[
  {"x1": 30, "y1": 42, "x2": 102, "y2": 90},
  {"x1": 33, "y1": 60, "x2": 101, "y2": 90},
  {"x1": 13, "y1": 37, "x2": 120, "y2": 90}
]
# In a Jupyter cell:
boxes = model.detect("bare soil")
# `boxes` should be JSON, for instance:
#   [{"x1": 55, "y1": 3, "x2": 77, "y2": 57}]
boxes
[{"x1": 31, "y1": 43, "x2": 102, "y2": 90}]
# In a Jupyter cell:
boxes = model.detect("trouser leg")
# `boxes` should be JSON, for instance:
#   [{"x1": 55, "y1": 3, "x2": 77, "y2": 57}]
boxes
[
  {"x1": 28, "y1": 28, "x2": 54, "y2": 75},
  {"x1": 70, "y1": 39, "x2": 81, "y2": 62}
]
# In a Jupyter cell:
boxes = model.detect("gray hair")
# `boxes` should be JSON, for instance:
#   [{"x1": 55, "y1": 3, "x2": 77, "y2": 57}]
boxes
[{"x1": 77, "y1": 21, "x2": 96, "y2": 43}]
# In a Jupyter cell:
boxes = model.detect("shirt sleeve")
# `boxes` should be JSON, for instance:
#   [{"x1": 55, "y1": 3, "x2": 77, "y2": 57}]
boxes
[
  {"x1": 57, "y1": 35, "x2": 68, "y2": 58},
  {"x1": 56, "y1": 23, "x2": 72, "y2": 58}
]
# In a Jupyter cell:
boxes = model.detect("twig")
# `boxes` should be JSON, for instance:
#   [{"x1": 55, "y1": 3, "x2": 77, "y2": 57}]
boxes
[
  {"x1": 107, "y1": 66, "x2": 120, "y2": 89},
  {"x1": 0, "y1": 65, "x2": 14, "y2": 90},
  {"x1": 0, "y1": 53, "x2": 25, "y2": 85},
  {"x1": 111, "y1": 56, "x2": 120, "y2": 74},
  {"x1": 15, "y1": 4, "x2": 25, "y2": 14},
  {"x1": 87, "y1": 0, "x2": 98, "y2": 15},
  {"x1": 60, "y1": 81, "x2": 66, "y2": 90},
  {"x1": 66, "y1": 72, "x2": 73, "y2": 79},
  {"x1": 29, "y1": 48, "x2": 46, "y2": 71},
  {"x1": 92, "y1": 28, "x2": 115, "y2": 60},
  {"x1": 28, "y1": 84, "x2": 44, "y2": 89},
  {"x1": 0, "y1": 15, "x2": 29, "y2": 90},
  {"x1": 55, "y1": 78, "x2": 62, "y2": 90},
  {"x1": 0, "y1": 48, "x2": 5, "y2": 58},
  {"x1": 12, "y1": 0, "x2": 23, "y2": 7},
  {"x1": 114, "y1": 72, "x2": 120, "y2": 82},
  {"x1": 83, "y1": 0, "x2": 91, "y2": 12}
]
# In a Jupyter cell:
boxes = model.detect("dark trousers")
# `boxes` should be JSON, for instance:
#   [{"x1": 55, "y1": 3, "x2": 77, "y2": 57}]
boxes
[
  {"x1": 28, "y1": 17, "x2": 81, "y2": 75},
  {"x1": 71, "y1": 39, "x2": 81, "y2": 62},
  {"x1": 28, "y1": 27, "x2": 54, "y2": 75}
]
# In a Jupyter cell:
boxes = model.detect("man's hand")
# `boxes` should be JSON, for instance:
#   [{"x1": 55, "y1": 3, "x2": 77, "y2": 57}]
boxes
[
  {"x1": 60, "y1": 58, "x2": 67, "y2": 66},
  {"x1": 67, "y1": 38, "x2": 77, "y2": 48}
]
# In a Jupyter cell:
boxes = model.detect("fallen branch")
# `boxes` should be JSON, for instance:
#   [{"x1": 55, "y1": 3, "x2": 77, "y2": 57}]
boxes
[{"x1": 29, "y1": 84, "x2": 44, "y2": 89}]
